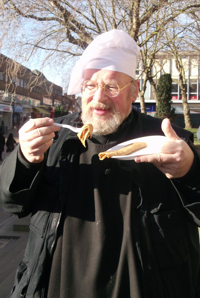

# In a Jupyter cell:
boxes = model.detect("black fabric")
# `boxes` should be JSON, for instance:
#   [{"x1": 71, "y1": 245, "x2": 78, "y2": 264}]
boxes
[
  {"x1": 47, "y1": 114, "x2": 141, "y2": 298},
  {"x1": 0, "y1": 133, "x2": 5, "y2": 153},
  {"x1": 6, "y1": 136, "x2": 16, "y2": 152},
  {"x1": 1, "y1": 109, "x2": 200, "y2": 298}
]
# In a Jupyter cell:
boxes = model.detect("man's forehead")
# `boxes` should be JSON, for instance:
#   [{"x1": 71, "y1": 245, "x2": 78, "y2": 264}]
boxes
[{"x1": 83, "y1": 69, "x2": 130, "y2": 82}]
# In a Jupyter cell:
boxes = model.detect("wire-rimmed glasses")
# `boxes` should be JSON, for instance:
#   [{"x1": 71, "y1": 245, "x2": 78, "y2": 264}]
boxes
[{"x1": 82, "y1": 80, "x2": 133, "y2": 97}]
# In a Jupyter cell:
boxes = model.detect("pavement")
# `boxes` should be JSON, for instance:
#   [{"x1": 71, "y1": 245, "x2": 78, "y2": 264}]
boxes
[
  {"x1": 0, "y1": 127, "x2": 30, "y2": 298},
  {"x1": 0, "y1": 209, "x2": 30, "y2": 298}
]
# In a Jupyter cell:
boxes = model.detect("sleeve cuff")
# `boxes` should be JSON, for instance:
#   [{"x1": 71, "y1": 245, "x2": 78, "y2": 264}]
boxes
[
  {"x1": 175, "y1": 146, "x2": 200, "y2": 184},
  {"x1": 18, "y1": 146, "x2": 45, "y2": 171}
]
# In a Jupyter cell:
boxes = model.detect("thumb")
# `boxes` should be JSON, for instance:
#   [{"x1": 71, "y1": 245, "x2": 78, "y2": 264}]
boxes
[{"x1": 161, "y1": 118, "x2": 180, "y2": 141}]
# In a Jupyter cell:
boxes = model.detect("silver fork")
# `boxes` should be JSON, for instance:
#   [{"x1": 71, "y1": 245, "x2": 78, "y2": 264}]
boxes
[{"x1": 54, "y1": 122, "x2": 82, "y2": 133}]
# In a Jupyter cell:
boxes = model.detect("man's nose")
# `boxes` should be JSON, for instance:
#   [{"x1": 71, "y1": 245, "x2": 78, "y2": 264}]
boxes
[{"x1": 93, "y1": 85, "x2": 106, "y2": 102}]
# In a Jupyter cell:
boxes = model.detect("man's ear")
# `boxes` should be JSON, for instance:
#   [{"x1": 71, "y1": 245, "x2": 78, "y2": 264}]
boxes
[{"x1": 132, "y1": 80, "x2": 140, "y2": 103}]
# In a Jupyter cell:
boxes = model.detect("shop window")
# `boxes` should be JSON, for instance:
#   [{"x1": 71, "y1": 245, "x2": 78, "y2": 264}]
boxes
[
  {"x1": 0, "y1": 72, "x2": 3, "y2": 81},
  {"x1": 17, "y1": 78, "x2": 24, "y2": 87},
  {"x1": 189, "y1": 79, "x2": 197, "y2": 100},
  {"x1": 33, "y1": 86, "x2": 41, "y2": 93},
  {"x1": 54, "y1": 89, "x2": 62, "y2": 96},
  {"x1": 189, "y1": 79, "x2": 197, "y2": 93},
  {"x1": 172, "y1": 83, "x2": 178, "y2": 93},
  {"x1": 24, "y1": 81, "x2": 29, "y2": 89},
  {"x1": 171, "y1": 83, "x2": 179, "y2": 99}
]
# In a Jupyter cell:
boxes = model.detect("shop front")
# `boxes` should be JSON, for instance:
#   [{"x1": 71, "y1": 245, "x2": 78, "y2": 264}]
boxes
[
  {"x1": 0, "y1": 104, "x2": 13, "y2": 131},
  {"x1": 31, "y1": 107, "x2": 50, "y2": 118},
  {"x1": 13, "y1": 105, "x2": 23, "y2": 129}
]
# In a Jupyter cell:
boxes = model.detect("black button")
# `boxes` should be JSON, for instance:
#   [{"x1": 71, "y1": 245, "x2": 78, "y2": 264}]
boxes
[
  {"x1": 139, "y1": 209, "x2": 145, "y2": 215},
  {"x1": 105, "y1": 169, "x2": 111, "y2": 175}
]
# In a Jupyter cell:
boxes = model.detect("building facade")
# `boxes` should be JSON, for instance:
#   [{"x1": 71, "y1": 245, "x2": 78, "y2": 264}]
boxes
[
  {"x1": 0, "y1": 54, "x2": 75, "y2": 130},
  {"x1": 134, "y1": 52, "x2": 200, "y2": 114}
]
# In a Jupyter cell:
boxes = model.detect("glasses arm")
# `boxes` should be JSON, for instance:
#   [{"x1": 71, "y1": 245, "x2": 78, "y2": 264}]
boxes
[{"x1": 119, "y1": 81, "x2": 133, "y2": 91}]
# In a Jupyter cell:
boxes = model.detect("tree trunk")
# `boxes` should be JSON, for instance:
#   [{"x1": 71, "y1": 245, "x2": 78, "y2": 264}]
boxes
[
  {"x1": 139, "y1": 90, "x2": 146, "y2": 114},
  {"x1": 149, "y1": 77, "x2": 158, "y2": 105},
  {"x1": 180, "y1": 84, "x2": 192, "y2": 129},
  {"x1": 174, "y1": 61, "x2": 192, "y2": 129},
  {"x1": 182, "y1": 93, "x2": 192, "y2": 129}
]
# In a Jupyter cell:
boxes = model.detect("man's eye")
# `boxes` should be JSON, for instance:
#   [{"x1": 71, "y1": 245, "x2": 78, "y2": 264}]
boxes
[
  {"x1": 106, "y1": 84, "x2": 118, "y2": 90},
  {"x1": 86, "y1": 84, "x2": 96, "y2": 90}
]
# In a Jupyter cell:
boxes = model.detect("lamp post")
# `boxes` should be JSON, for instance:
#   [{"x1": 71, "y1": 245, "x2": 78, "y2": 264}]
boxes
[
  {"x1": 11, "y1": 98, "x2": 15, "y2": 129},
  {"x1": 11, "y1": 80, "x2": 16, "y2": 129}
]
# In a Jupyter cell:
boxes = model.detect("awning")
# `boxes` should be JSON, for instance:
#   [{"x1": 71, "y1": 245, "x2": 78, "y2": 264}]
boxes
[
  {"x1": 0, "y1": 104, "x2": 12, "y2": 112},
  {"x1": 33, "y1": 107, "x2": 50, "y2": 115}
]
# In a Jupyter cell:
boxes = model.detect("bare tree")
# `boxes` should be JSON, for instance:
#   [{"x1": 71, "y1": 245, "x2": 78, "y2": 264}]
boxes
[
  {"x1": 162, "y1": 20, "x2": 194, "y2": 128},
  {"x1": 1, "y1": 0, "x2": 200, "y2": 122},
  {"x1": 1, "y1": 0, "x2": 200, "y2": 84},
  {"x1": 137, "y1": 8, "x2": 168, "y2": 114}
]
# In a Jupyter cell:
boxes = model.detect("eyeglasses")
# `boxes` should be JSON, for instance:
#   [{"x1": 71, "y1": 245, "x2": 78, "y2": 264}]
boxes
[{"x1": 81, "y1": 80, "x2": 133, "y2": 97}]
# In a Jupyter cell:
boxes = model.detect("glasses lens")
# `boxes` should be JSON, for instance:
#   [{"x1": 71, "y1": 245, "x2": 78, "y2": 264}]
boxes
[
  {"x1": 105, "y1": 83, "x2": 119, "y2": 97},
  {"x1": 83, "y1": 80, "x2": 97, "y2": 94}
]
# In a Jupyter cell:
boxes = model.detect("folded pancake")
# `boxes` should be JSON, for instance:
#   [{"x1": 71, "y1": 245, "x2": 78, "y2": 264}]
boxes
[
  {"x1": 99, "y1": 142, "x2": 147, "y2": 160},
  {"x1": 77, "y1": 123, "x2": 93, "y2": 147}
]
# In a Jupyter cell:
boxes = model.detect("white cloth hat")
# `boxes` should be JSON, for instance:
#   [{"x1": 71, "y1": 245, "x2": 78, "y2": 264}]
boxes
[{"x1": 67, "y1": 29, "x2": 140, "y2": 95}]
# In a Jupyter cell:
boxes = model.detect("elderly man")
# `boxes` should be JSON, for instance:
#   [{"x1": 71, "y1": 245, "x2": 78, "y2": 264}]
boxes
[{"x1": 0, "y1": 30, "x2": 200, "y2": 298}]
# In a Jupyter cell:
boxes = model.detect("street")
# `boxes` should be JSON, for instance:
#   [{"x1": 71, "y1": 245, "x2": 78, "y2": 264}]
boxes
[
  {"x1": 0, "y1": 207, "x2": 29, "y2": 298},
  {"x1": 0, "y1": 128, "x2": 19, "y2": 166}
]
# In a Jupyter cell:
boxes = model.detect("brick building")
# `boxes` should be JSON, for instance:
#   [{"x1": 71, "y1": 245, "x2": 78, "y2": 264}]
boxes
[{"x1": 0, "y1": 54, "x2": 75, "y2": 130}]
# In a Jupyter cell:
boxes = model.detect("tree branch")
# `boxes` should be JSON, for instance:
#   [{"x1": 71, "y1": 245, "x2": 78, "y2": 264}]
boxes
[{"x1": 139, "y1": 4, "x2": 200, "y2": 47}]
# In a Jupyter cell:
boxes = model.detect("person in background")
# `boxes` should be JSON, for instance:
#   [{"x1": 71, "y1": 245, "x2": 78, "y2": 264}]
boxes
[
  {"x1": 6, "y1": 133, "x2": 16, "y2": 153},
  {"x1": 1, "y1": 120, "x2": 4, "y2": 133},
  {"x1": 0, "y1": 29, "x2": 200, "y2": 298},
  {"x1": 0, "y1": 131, "x2": 5, "y2": 161}
]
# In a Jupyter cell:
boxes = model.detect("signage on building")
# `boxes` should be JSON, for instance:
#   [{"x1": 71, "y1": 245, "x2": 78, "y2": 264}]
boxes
[
  {"x1": 172, "y1": 95, "x2": 200, "y2": 100},
  {"x1": 0, "y1": 104, "x2": 12, "y2": 112},
  {"x1": 13, "y1": 105, "x2": 23, "y2": 113},
  {"x1": 43, "y1": 97, "x2": 52, "y2": 105},
  {"x1": 133, "y1": 103, "x2": 156, "y2": 112}
]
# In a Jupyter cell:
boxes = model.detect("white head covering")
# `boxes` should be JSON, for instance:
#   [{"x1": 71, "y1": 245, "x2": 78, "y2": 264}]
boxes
[{"x1": 67, "y1": 29, "x2": 140, "y2": 95}]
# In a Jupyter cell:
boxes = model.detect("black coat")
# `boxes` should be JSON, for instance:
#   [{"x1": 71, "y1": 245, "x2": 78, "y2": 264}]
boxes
[
  {"x1": 0, "y1": 134, "x2": 5, "y2": 152},
  {"x1": 0, "y1": 110, "x2": 200, "y2": 298},
  {"x1": 6, "y1": 137, "x2": 16, "y2": 152}
]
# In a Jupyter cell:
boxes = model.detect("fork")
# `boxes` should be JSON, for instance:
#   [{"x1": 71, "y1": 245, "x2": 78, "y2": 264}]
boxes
[{"x1": 53, "y1": 122, "x2": 82, "y2": 133}]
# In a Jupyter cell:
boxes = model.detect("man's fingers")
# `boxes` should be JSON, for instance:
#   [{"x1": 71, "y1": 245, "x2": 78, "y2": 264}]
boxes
[
  {"x1": 135, "y1": 152, "x2": 175, "y2": 166},
  {"x1": 135, "y1": 119, "x2": 194, "y2": 179},
  {"x1": 21, "y1": 132, "x2": 55, "y2": 149},
  {"x1": 20, "y1": 118, "x2": 54, "y2": 133},
  {"x1": 18, "y1": 117, "x2": 60, "y2": 164},
  {"x1": 19, "y1": 118, "x2": 60, "y2": 143},
  {"x1": 26, "y1": 139, "x2": 54, "y2": 156},
  {"x1": 21, "y1": 126, "x2": 57, "y2": 142}
]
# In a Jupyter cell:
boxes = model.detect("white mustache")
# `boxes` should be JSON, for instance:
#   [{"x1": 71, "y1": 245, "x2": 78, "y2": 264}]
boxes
[{"x1": 89, "y1": 102, "x2": 111, "y2": 110}]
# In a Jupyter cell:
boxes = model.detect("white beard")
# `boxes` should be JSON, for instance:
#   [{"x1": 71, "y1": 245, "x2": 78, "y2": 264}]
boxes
[{"x1": 81, "y1": 100, "x2": 130, "y2": 135}]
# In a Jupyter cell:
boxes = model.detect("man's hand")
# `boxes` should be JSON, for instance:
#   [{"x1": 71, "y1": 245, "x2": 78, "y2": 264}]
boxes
[
  {"x1": 135, "y1": 118, "x2": 194, "y2": 179},
  {"x1": 19, "y1": 118, "x2": 60, "y2": 163}
]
